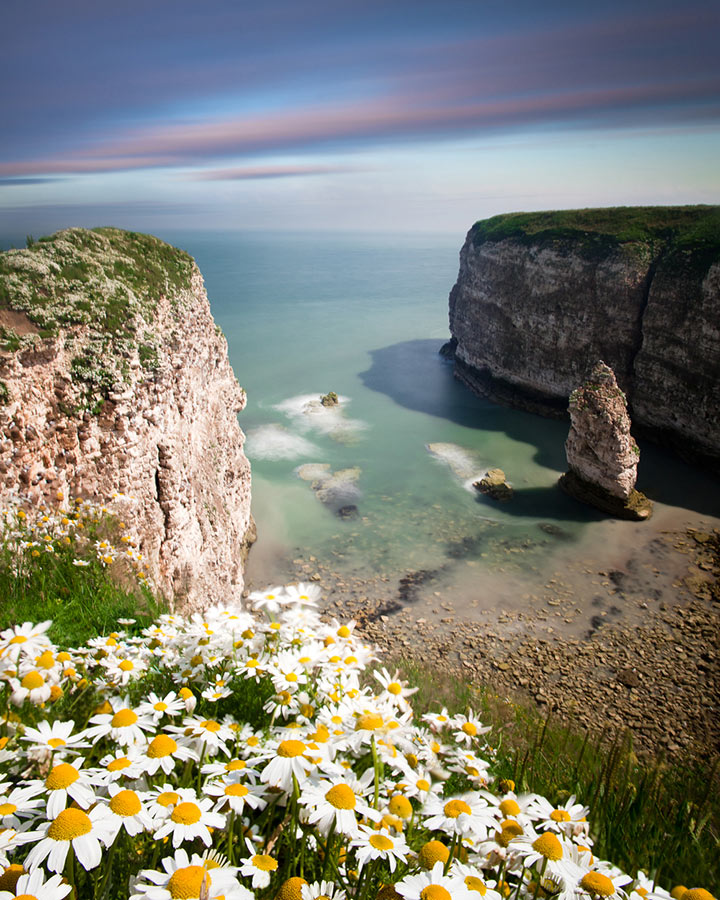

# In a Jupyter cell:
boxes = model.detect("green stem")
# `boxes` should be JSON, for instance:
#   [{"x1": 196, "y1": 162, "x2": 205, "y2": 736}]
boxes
[{"x1": 321, "y1": 822, "x2": 336, "y2": 882}]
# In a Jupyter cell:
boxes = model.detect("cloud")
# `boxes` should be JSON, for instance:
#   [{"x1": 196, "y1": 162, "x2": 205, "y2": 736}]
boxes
[{"x1": 191, "y1": 164, "x2": 356, "y2": 180}]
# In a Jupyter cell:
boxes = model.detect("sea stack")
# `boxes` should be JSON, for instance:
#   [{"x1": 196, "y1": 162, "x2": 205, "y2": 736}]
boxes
[{"x1": 559, "y1": 361, "x2": 653, "y2": 520}]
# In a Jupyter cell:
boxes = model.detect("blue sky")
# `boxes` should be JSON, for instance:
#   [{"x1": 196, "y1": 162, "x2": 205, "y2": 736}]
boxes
[{"x1": 1, "y1": 0, "x2": 719, "y2": 236}]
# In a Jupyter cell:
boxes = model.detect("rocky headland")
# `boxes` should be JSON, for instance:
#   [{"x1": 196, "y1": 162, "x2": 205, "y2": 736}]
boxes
[
  {"x1": 445, "y1": 206, "x2": 720, "y2": 470},
  {"x1": 0, "y1": 228, "x2": 253, "y2": 608}
]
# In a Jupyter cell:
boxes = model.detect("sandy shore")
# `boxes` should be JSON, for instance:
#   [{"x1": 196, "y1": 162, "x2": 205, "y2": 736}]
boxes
[{"x1": 245, "y1": 501, "x2": 720, "y2": 761}]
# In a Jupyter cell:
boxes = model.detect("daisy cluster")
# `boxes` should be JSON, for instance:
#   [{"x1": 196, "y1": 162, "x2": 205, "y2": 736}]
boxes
[
  {"x1": 1, "y1": 492, "x2": 149, "y2": 583},
  {"x1": 0, "y1": 584, "x2": 714, "y2": 900}
]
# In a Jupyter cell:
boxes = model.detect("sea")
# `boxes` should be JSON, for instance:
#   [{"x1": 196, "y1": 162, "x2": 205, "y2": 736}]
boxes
[{"x1": 3, "y1": 228, "x2": 719, "y2": 605}]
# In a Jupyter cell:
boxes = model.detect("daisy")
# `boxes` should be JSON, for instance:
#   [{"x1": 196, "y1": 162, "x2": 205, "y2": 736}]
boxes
[
  {"x1": 8, "y1": 670, "x2": 52, "y2": 707},
  {"x1": 130, "y1": 848, "x2": 247, "y2": 900},
  {"x1": 0, "y1": 622, "x2": 52, "y2": 664},
  {"x1": 301, "y1": 881, "x2": 346, "y2": 900},
  {"x1": 97, "y1": 748, "x2": 144, "y2": 783},
  {"x1": 449, "y1": 862, "x2": 504, "y2": 900},
  {"x1": 168, "y1": 716, "x2": 233, "y2": 757},
  {"x1": 27, "y1": 758, "x2": 102, "y2": 818},
  {"x1": 137, "y1": 732, "x2": 197, "y2": 777},
  {"x1": 205, "y1": 776, "x2": 267, "y2": 816},
  {"x1": 509, "y1": 828, "x2": 578, "y2": 884},
  {"x1": 136, "y1": 691, "x2": 186, "y2": 723},
  {"x1": 0, "y1": 868, "x2": 72, "y2": 900},
  {"x1": 103, "y1": 784, "x2": 155, "y2": 840},
  {"x1": 100, "y1": 653, "x2": 148, "y2": 686},
  {"x1": 259, "y1": 738, "x2": 313, "y2": 792},
  {"x1": 239, "y1": 839, "x2": 278, "y2": 888},
  {"x1": 373, "y1": 668, "x2": 418, "y2": 710},
  {"x1": 526, "y1": 794, "x2": 590, "y2": 839},
  {"x1": 351, "y1": 824, "x2": 410, "y2": 872},
  {"x1": 153, "y1": 788, "x2": 225, "y2": 848},
  {"x1": 422, "y1": 708, "x2": 453, "y2": 732},
  {"x1": 0, "y1": 785, "x2": 44, "y2": 830},
  {"x1": 20, "y1": 719, "x2": 90, "y2": 759},
  {"x1": 300, "y1": 772, "x2": 378, "y2": 837},
  {"x1": 451, "y1": 710, "x2": 492, "y2": 747},
  {"x1": 396, "y1": 860, "x2": 476, "y2": 900},
  {"x1": 23, "y1": 804, "x2": 115, "y2": 873},
  {"x1": 86, "y1": 697, "x2": 155, "y2": 746},
  {"x1": 422, "y1": 791, "x2": 499, "y2": 840}
]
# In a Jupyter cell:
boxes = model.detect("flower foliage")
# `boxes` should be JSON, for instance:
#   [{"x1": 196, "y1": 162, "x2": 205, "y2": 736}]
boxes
[{"x1": 0, "y1": 581, "x2": 712, "y2": 900}]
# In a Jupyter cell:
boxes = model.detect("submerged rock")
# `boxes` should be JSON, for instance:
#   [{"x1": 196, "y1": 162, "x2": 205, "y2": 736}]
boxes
[
  {"x1": 474, "y1": 468, "x2": 514, "y2": 501},
  {"x1": 320, "y1": 391, "x2": 339, "y2": 407},
  {"x1": 559, "y1": 361, "x2": 653, "y2": 520},
  {"x1": 296, "y1": 463, "x2": 361, "y2": 513}
]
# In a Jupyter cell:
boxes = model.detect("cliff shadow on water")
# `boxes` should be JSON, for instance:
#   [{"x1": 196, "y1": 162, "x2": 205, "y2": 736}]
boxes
[{"x1": 359, "y1": 339, "x2": 720, "y2": 519}]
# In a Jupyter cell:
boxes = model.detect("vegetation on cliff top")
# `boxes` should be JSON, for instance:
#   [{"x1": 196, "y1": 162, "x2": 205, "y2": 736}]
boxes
[
  {"x1": 0, "y1": 227, "x2": 195, "y2": 412},
  {"x1": 470, "y1": 205, "x2": 720, "y2": 266}
]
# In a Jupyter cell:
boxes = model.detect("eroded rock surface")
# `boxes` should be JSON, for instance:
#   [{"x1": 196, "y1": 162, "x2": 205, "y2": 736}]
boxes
[
  {"x1": 0, "y1": 228, "x2": 253, "y2": 609},
  {"x1": 559, "y1": 361, "x2": 652, "y2": 520}
]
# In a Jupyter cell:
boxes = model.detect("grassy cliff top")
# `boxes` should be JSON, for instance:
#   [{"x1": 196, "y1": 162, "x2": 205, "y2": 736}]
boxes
[
  {"x1": 0, "y1": 228, "x2": 197, "y2": 412},
  {"x1": 0, "y1": 227, "x2": 195, "y2": 339},
  {"x1": 470, "y1": 205, "x2": 720, "y2": 262}
]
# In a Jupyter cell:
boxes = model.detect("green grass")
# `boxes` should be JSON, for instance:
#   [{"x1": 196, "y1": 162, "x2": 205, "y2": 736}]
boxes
[
  {"x1": 391, "y1": 654, "x2": 720, "y2": 893},
  {"x1": 0, "y1": 511, "x2": 165, "y2": 648},
  {"x1": 470, "y1": 205, "x2": 720, "y2": 268}
]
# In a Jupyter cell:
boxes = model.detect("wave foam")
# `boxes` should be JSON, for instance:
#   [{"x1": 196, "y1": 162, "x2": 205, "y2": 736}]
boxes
[{"x1": 245, "y1": 424, "x2": 319, "y2": 461}]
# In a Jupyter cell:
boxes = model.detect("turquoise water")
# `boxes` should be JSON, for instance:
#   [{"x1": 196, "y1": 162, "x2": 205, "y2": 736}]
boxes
[{"x1": 163, "y1": 230, "x2": 610, "y2": 586}]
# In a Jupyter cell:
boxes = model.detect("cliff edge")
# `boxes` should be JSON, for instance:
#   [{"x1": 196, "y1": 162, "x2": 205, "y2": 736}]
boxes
[
  {"x1": 446, "y1": 206, "x2": 720, "y2": 469},
  {"x1": 0, "y1": 227, "x2": 253, "y2": 608}
]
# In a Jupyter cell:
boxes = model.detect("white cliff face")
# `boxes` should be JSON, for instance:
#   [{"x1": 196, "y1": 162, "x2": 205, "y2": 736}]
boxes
[
  {"x1": 0, "y1": 232, "x2": 253, "y2": 610},
  {"x1": 447, "y1": 211, "x2": 720, "y2": 469}
]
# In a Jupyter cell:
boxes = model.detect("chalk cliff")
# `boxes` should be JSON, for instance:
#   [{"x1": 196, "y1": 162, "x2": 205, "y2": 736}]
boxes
[
  {"x1": 446, "y1": 206, "x2": 720, "y2": 469},
  {"x1": 0, "y1": 228, "x2": 253, "y2": 608}
]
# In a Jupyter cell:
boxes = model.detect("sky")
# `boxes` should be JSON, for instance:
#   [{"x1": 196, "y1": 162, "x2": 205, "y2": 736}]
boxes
[{"x1": 1, "y1": 0, "x2": 719, "y2": 237}]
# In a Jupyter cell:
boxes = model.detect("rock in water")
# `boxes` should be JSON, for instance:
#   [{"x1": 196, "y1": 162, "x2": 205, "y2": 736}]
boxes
[
  {"x1": 474, "y1": 468, "x2": 514, "y2": 501},
  {"x1": 559, "y1": 361, "x2": 652, "y2": 520}
]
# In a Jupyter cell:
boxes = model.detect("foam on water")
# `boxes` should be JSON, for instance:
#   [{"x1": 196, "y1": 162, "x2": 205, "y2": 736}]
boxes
[
  {"x1": 245, "y1": 424, "x2": 320, "y2": 461},
  {"x1": 273, "y1": 393, "x2": 368, "y2": 443},
  {"x1": 426, "y1": 442, "x2": 488, "y2": 491}
]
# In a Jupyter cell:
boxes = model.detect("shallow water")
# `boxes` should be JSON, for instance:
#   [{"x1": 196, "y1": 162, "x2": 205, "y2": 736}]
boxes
[{"x1": 118, "y1": 231, "x2": 720, "y2": 593}]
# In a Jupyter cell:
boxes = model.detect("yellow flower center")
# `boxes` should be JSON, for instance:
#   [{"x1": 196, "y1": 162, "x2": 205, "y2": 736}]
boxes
[
  {"x1": 147, "y1": 735, "x2": 178, "y2": 758},
  {"x1": 110, "y1": 790, "x2": 141, "y2": 817},
  {"x1": 107, "y1": 757, "x2": 132, "y2": 772},
  {"x1": 325, "y1": 783, "x2": 356, "y2": 810},
  {"x1": 47, "y1": 807, "x2": 92, "y2": 841},
  {"x1": 461, "y1": 722, "x2": 478, "y2": 736},
  {"x1": 156, "y1": 791, "x2": 180, "y2": 808},
  {"x1": 388, "y1": 794, "x2": 413, "y2": 819},
  {"x1": 47, "y1": 737, "x2": 66, "y2": 748},
  {"x1": 179, "y1": 688, "x2": 193, "y2": 700},
  {"x1": 225, "y1": 783, "x2": 249, "y2": 797},
  {"x1": 45, "y1": 763, "x2": 79, "y2": 791},
  {"x1": 36, "y1": 650, "x2": 55, "y2": 669},
  {"x1": 200, "y1": 720, "x2": 221, "y2": 733},
  {"x1": 500, "y1": 798, "x2": 521, "y2": 817},
  {"x1": 356, "y1": 713, "x2": 384, "y2": 731},
  {"x1": 444, "y1": 798, "x2": 472, "y2": 818},
  {"x1": 252, "y1": 854, "x2": 278, "y2": 872},
  {"x1": 0, "y1": 863, "x2": 24, "y2": 892},
  {"x1": 0, "y1": 803, "x2": 17, "y2": 816},
  {"x1": 579, "y1": 873, "x2": 615, "y2": 897},
  {"x1": 167, "y1": 865, "x2": 211, "y2": 899},
  {"x1": 337, "y1": 625, "x2": 351, "y2": 638},
  {"x1": 369, "y1": 833, "x2": 394, "y2": 851},
  {"x1": 9, "y1": 635, "x2": 27, "y2": 644},
  {"x1": 466, "y1": 877, "x2": 488, "y2": 895},
  {"x1": 154, "y1": 701, "x2": 168, "y2": 712},
  {"x1": 388, "y1": 682, "x2": 403, "y2": 695},
  {"x1": 277, "y1": 739, "x2": 306, "y2": 758},
  {"x1": 20, "y1": 671, "x2": 44, "y2": 690},
  {"x1": 421, "y1": 887, "x2": 452, "y2": 900},
  {"x1": 285, "y1": 672, "x2": 298, "y2": 682},
  {"x1": 418, "y1": 840, "x2": 449, "y2": 869},
  {"x1": 417, "y1": 778, "x2": 431, "y2": 792},
  {"x1": 682, "y1": 892, "x2": 715, "y2": 900},
  {"x1": 275, "y1": 876, "x2": 309, "y2": 900},
  {"x1": 111, "y1": 708, "x2": 138, "y2": 728},
  {"x1": 533, "y1": 833, "x2": 564, "y2": 861},
  {"x1": 550, "y1": 809, "x2": 571, "y2": 823},
  {"x1": 171, "y1": 802, "x2": 202, "y2": 824},
  {"x1": 119, "y1": 660, "x2": 134, "y2": 672}
]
